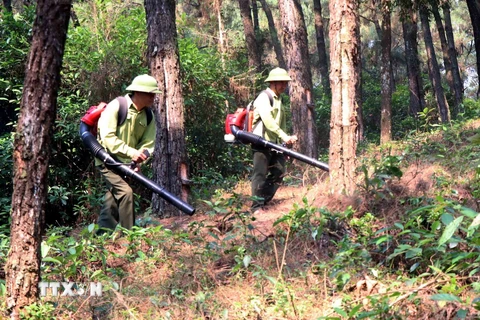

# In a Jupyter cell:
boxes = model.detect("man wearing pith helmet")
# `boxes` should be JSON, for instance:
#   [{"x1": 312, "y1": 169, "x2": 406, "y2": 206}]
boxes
[
  {"x1": 250, "y1": 67, "x2": 298, "y2": 213},
  {"x1": 96, "y1": 74, "x2": 160, "y2": 234}
]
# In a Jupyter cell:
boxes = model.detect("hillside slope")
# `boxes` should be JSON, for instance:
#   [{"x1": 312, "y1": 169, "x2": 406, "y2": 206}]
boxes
[{"x1": 7, "y1": 119, "x2": 480, "y2": 319}]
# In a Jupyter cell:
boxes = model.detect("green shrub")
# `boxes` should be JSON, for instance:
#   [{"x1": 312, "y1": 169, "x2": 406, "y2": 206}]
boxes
[
  {"x1": 179, "y1": 37, "x2": 249, "y2": 177},
  {"x1": 62, "y1": 0, "x2": 148, "y2": 103},
  {"x1": 463, "y1": 98, "x2": 480, "y2": 119},
  {"x1": 0, "y1": 6, "x2": 35, "y2": 125},
  {"x1": 20, "y1": 302, "x2": 55, "y2": 320}
]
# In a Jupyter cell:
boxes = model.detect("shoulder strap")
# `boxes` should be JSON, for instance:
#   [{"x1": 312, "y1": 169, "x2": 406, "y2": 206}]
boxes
[
  {"x1": 116, "y1": 96, "x2": 128, "y2": 126},
  {"x1": 116, "y1": 96, "x2": 153, "y2": 126},
  {"x1": 145, "y1": 108, "x2": 153, "y2": 125},
  {"x1": 250, "y1": 90, "x2": 274, "y2": 134},
  {"x1": 248, "y1": 90, "x2": 273, "y2": 112},
  {"x1": 262, "y1": 90, "x2": 274, "y2": 107}
]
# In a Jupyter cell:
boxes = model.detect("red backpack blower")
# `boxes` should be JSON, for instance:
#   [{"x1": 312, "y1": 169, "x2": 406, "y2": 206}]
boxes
[
  {"x1": 224, "y1": 90, "x2": 272, "y2": 143},
  {"x1": 223, "y1": 91, "x2": 329, "y2": 172}
]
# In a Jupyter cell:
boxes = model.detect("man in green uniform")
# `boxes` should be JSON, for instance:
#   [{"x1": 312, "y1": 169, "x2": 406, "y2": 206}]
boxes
[
  {"x1": 96, "y1": 74, "x2": 160, "y2": 232},
  {"x1": 251, "y1": 68, "x2": 298, "y2": 212}
]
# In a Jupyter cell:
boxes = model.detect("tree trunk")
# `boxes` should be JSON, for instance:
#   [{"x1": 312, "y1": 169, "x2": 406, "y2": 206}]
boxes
[
  {"x1": 6, "y1": 0, "x2": 71, "y2": 318},
  {"x1": 11, "y1": 0, "x2": 21, "y2": 12},
  {"x1": 329, "y1": 0, "x2": 360, "y2": 195},
  {"x1": 238, "y1": 0, "x2": 261, "y2": 71},
  {"x1": 145, "y1": 0, "x2": 190, "y2": 217},
  {"x1": 380, "y1": 0, "x2": 392, "y2": 144},
  {"x1": 419, "y1": 3, "x2": 450, "y2": 123},
  {"x1": 3, "y1": 0, "x2": 12, "y2": 11},
  {"x1": 443, "y1": 2, "x2": 463, "y2": 113},
  {"x1": 215, "y1": 0, "x2": 225, "y2": 68},
  {"x1": 279, "y1": 0, "x2": 318, "y2": 158},
  {"x1": 198, "y1": 0, "x2": 212, "y2": 26},
  {"x1": 430, "y1": 1, "x2": 454, "y2": 102},
  {"x1": 313, "y1": 0, "x2": 330, "y2": 94},
  {"x1": 366, "y1": 1, "x2": 383, "y2": 69},
  {"x1": 11, "y1": 0, "x2": 31, "y2": 13},
  {"x1": 466, "y1": 0, "x2": 480, "y2": 98},
  {"x1": 357, "y1": 75, "x2": 365, "y2": 142},
  {"x1": 252, "y1": 0, "x2": 259, "y2": 33},
  {"x1": 401, "y1": 4, "x2": 425, "y2": 116},
  {"x1": 258, "y1": 0, "x2": 286, "y2": 68}
]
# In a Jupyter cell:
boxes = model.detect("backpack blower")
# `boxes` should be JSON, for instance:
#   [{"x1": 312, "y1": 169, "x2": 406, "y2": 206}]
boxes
[
  {"x1": 224, "y1": 111, "x2": 330, "y2": 172},
  {"x1": 79, "y1": 120, "x2": 195, "y2": 216}
]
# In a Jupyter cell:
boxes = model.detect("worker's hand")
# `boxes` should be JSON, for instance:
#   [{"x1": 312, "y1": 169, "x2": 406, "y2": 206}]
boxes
[
  {"x1": 132, "y1": 149, "x2": 149, "y2": 164},
  {"x1": 284, "y1": 135, "x2": 298, "y2": 145}
]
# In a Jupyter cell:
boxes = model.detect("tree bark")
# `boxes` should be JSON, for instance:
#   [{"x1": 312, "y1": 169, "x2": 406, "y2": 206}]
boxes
[
  {"x1": 214, "y1": 0, "x2": 225, "y2": 68},
  {"x1": 430, "y1": 0, "x2": 454, "y2": 100},
  {"x1": 258, "y1": 0, "x2": 286, "y2": 68},
  {"x1": 443, "y1": 2, "x2": 463, "y2": 113},
  {"x1": 198, "y1": 0, "x2": 213, "y2": 26},
  {"x1": 145, "y1": 0, "x2": 190, "y2": 217},
  {"x1": 279, "y1": 0, "x2": 319, "y2": 157},
  {"x1": 238, "y1": 0, "x2": 261, "y2": 71},
  {"x1": 6, "y1": 0, "x2": 71, "y2": 318},
  {"x1": 401, "y1": 3, "x2": 425, "y2": 116},
  {"x1": 380, "y1": 0, "x2": 392, "y2": 144},
  {"x1": 252, "y1": 0, "x2": 259, "y2": 33},
  {"x1": 313, "y1": 0, "x2": 330, "y2": 94},
  {"x1": 466, "y1": 0, "x2": 480, "y2": 98},
  {"x1": 3, "y1": 0, "x2": 12, "y2": 11},
  {"x1": 329, "y1": 0, "x2": 360, "y2": 195},
  {"x1": 11, "y1": 0, "x2": 31, "y2": 13},
  {"x1": 419, "y1": 3, "x2": 450, "y2": 123}
]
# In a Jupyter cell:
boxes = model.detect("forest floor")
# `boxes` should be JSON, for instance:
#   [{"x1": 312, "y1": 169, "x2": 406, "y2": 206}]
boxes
[
  {"x1": 4, "y1": 120, "x2": 480, "y2": 320},
  {"x1": 121, "y1": 119, "x2": 480, "y2": 319}
]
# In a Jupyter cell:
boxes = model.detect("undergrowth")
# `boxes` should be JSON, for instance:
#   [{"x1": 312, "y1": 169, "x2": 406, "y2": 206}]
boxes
[{"x1": 3, "y1": 121, "x2": 480, "y2": 319}]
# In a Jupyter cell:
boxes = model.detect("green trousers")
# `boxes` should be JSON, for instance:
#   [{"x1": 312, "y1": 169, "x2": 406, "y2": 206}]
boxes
[
  {"x1": 97, "y1": 165, "x2": 134, "y2": 231},
  {"x1": 251, "y1": 147, "x2": 286, "y2": 210}
]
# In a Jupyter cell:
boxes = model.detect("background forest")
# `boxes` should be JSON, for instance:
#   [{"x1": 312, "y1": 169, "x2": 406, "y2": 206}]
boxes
[{"x1": 2, "y1": 0, "x2": 480, "y2": 319}]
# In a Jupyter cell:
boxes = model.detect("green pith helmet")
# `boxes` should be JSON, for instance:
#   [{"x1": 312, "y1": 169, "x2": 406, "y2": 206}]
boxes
[
  {"x1": 126, "y1": 74, "x2": 162, "y2": 93},
  {"x1": 264, "y1": 67, "x2": 292, "y2": 82}
]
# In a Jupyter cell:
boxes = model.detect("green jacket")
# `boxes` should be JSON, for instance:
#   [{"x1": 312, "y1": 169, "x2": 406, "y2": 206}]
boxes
[
  {"x1": 96, "y1": 94, "x2": 155, "y2": 165},
  {"x1": 252, "y1": 88, "x2": 289, "y2": 144}
]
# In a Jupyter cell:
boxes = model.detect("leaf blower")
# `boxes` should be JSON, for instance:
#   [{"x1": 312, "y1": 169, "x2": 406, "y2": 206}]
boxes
[
  {"x1": 225, "y1": 111, "x2": 329, "y2": 172},
  {"x1": 79, "y1": 121, "x2": 195, "y2": 216}
]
